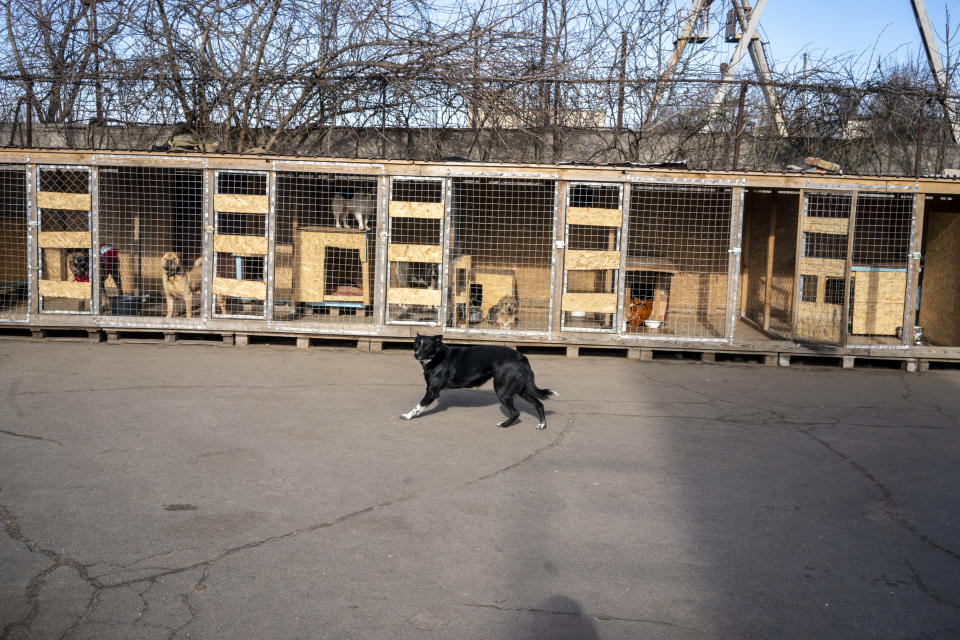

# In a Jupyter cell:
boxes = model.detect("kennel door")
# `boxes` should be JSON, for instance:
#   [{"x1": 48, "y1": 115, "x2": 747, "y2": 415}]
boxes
[
  {"x1": 560, "y1": 183, "x2": 623, "y2": 332},
  {"x1": 37, "y1": 166, "x2": 93, "y2": 314},
  {"x1": 212, "y1": 171, "x2": 269, "y2": 319},
  {"x1": 386, "y1": 178, "x2": 444, "y2": 325},
  {"x1": 793, "y1": 192, "x2": 854, "y2": 345}
]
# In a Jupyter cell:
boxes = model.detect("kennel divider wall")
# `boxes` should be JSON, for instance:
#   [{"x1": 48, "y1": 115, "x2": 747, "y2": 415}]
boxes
[
  {"x1": 0, "y1": 165, "x2": 28, "y2": 321},
  {"x1": 387, "y1": 177, "x2": 444, "y2": 326},
  {"x1": 561, "y1": 182, "x2": 624, "y2": 332},
  {"x1": 37, "y1": 166, "x2": 93, "y2": 314},
  {"x1": 213, "y1": 170, "x2": 269, "y2": 319}
]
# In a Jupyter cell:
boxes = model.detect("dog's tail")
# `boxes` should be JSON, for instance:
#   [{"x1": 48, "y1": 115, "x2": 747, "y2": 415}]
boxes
[
  {"x1": 531, "y1": 385, "x2": 558, "y2": 400},
  {"x1": 193, "y1": 256, "x2": 204, "y2": 269}
]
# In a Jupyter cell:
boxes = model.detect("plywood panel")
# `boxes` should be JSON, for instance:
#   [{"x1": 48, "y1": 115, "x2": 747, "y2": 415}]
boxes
[
  {"x1": 799, "y1": 257, "x2": 845, "y2": 278},
  {"x1": 919, "y1": 212, "x2": 960, "y2": 345},
  {"x1": 389, "y1": 201, "x2": 444, "y2": 219},
  {"x1": 387, "y1": 287, "x2": 442, "y2": 306},
  {"x1": 388, "y1": 244, "x2": 443, "y2": 263},
  {"x1": 564, "y1": 250, "x2": 620, "y2": 270},
  {"x1": 37, "y1": 231, "x2": 91, "y2": 249},
  {"x1": 39, "y1": 279, "x2": 90, "y2": 299},
  {"x1": 214, "y1": 193, "x2": 268, "y2": 214},
  {"x1": 37, "y1": 192, "x2": 90, "y2": 211},
  {"x1": 566, "y1": 207, "x2": 622, "y2": 227},
  {"x1": 213, "y1": 277, "x2": 267, "y2": 300},
  {"x1": 852, "y1": 270, "x2": 906, "y2": 335},
  {"x1": 561, "y1": 292, "x2": 618, "y2": 314},
  {"x1": 214, "y1": 234, "x2": 268, "y2": 256},
  {"x1": 803, "y1": 217, "x2": 849, "y2": 235}
]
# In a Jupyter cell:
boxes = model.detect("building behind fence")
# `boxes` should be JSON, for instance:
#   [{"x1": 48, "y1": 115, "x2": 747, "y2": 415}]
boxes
[{"x1": 2, "y1": 149, "x2": 960, "y2": 366}]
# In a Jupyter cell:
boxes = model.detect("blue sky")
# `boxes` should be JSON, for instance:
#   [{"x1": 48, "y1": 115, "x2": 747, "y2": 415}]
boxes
[{"x1": 750, "y1": 0, "x2": 957, "y2": 71}]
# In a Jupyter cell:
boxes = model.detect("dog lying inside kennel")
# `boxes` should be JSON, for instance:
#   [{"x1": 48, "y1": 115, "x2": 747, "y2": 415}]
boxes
[
  {"x1": 445, "y1": 177, "x2": 556, "y2": 333},
  {"x1": 0, "y1": 165, "x2": 27, "y2": 318},
  {"x1": 624, "y1": 183, "x2": 734, "y2": 339},
  {"x1": 274, "y1": 171, "x2": 378, "y2": 327},
  {"x1": 97, "y1": 166, "x2": 204, "y2": 319}
]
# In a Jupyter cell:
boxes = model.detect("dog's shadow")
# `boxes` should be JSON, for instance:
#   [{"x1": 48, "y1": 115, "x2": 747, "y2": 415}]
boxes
[{"x1": 415, "y1": 389, "x2": 552, "y2": 423}]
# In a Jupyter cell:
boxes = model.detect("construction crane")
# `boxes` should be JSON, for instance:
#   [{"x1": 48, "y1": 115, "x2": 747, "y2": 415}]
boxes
[
  {"x1": 910, "y1": 0, "x2": 960, "y2": 143},
  {"x1": 650, "y1": 0, "x2": 787, "y2": 136}
]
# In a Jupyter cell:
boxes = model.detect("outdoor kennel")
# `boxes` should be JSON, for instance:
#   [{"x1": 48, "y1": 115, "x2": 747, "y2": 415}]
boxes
[
  {"x1": 2, "y1": 149, "x2": 959, "y2": 364},
  {"x1": 740, "y1": 187, "x2": 918, "y2": 348}
]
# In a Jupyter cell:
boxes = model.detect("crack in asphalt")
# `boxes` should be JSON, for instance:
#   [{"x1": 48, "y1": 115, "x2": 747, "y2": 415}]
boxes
[
  {"x1": 801, "y1": 427, "x2": 960, "y2": 567},
  {"x1": 0, "y1": 429, "x2": 62, "y2": 445},
  {"x1": 0, "y1": 416, "x2": 576, "y2": 639}
]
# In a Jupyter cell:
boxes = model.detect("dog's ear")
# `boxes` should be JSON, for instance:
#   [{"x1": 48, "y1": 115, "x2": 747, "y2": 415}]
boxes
[{"x1": 431, "y1": 334, "x2": 443, "y2": 344}]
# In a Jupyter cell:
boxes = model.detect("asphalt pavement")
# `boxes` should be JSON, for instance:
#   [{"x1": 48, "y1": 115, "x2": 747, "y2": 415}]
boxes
[{"x1": 2, "y1": 339, "x2": 960, "y2": 639}]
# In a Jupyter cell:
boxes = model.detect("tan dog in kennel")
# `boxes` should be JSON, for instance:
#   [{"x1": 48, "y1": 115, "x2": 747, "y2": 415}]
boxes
[
  {"x1": 160, "y1": 252, "x2": 204, "y2": 318},
  {"x1": 486, "y1": 295, "x2": 519, "y2": 330}
]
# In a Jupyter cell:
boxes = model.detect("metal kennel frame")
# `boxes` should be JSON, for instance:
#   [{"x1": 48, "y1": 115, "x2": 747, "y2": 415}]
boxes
[
  {"x1": 619, "y1": 177, "x2": 741, "y2": 343},
  {"x1": 0, "y1": 164, "x2": 29, "y2": 323},
  {"x1": 1, "y1": 149, "x2": 953, "y2": 357}
]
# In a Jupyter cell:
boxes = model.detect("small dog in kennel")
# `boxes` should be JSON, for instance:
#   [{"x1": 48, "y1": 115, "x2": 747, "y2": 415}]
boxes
[{"x1": 332, "y1": 183, "x2": 375, "y2": 231}]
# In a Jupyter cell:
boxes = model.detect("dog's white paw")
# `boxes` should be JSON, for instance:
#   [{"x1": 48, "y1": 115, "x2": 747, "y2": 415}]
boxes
[{"x1": 536, "y1": 422, "x2": 546, "y2": 430}]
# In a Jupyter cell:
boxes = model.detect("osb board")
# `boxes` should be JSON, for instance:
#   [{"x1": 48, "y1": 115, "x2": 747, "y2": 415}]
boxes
[
  {"x1": 564, "y1": 250, "x2": 620, "y2": 271},
  {"x1": 799, "y1": 257, "x2": 845, "y2": 278},
  {"x1": 512, "y1": 265, "x2": 552, "y2": 305},
  {"x1": 851, "y1": 270, "x2": 906, "y2": 336},
  {"x1": 566, "y1": 207, "x2": 622, "y2": 227},
  {"x1": 388, "y1": 243, "x2": 443, "y2": 263},
  {"x1": 0, "y1": 218, "x2": 27, "y2": 284},
  {"x1": 214, "y1": 193, "x2": 268, "y2": 214},
  {"x1": 213, "y1": 277, "x2": 267, "y2": 300},
  {"x1": 37, "y1": 231, "x2": 92, "y2": 249},
  {"x1": 796, "y1": 301, "x2": 843, "y2": 342},
  {"x1": 919, "y1": 212, "x2": 960, "y2": 346},
  {"x1": 37, "y1": 191, "x2": 90, "y2": 211},
  {"x1": 39, "y1": 279, "x2": 90, "y2": 299},
  {"x1": 389, "y1": 201, "x2": 444, "y2": 219},
  {"x1": 472, "y1": 269, "x2": 516, "y2": 314},
  {"x1": 214, "y1": 234, "x2": 268, "y2": 257},
  {"x1": 387, "y1": 287, "x2": 441, "y2": 306},
  {"x1": 561, "y1": 292, "x2": 617, "y2": 314},
  {"x1": 292, "y1": 229, "x2": 371, "y2": 304},
  {"x1": 802, "y1": 217, "x2": 849, "y2": 235},
  {"x1": 668, "y1": 273, "x2": 729, "y2": 314},
  {"x1": 741, "y1": 191, "x2": 770, "y2": 322}
]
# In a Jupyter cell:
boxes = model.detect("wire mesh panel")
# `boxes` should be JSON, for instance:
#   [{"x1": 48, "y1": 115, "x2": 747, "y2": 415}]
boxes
[
  {"x1": 446, "y1": 177, "x2": 556, "y2": 333},
  {"x1": 387, "y1": 178, "x2": 443, "y2": 325},
  {"x1": 0, "y1": 165, "x2": 28, "y2": 319},
  {"x1": 561, "y1": 183, "x2": 622, "y2": 332},
  {"x1": 37, "y1": 167, "x2": 92, "y2": 313},
  {"x1": 274, "y1": 171, "x2": 378, "y2": 327},
  {"x1": 795, "y1": 192, "x2": 853, "y2": 344},
  {"x1": 848, "y1": 192, "x2": 914, "y2": 346},
  {"x1": 213, "y1": 171, "x2": 269, "y2": 318},
  {"x1": 625, "y1": 184, "x2": 733, "y2": 339},
  {"x1": 98, "y1": 166, "x2": 204, "y2": 320}
]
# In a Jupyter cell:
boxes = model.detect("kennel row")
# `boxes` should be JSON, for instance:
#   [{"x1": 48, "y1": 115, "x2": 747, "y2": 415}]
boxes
[{"x1": 1, "y1": 155, "x2": 956, "y2": 351}]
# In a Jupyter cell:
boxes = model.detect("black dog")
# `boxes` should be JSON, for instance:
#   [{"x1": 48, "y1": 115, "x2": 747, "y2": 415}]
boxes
[{"x1": 400, "y1": 334, "x2": 557, "y2": 429}]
